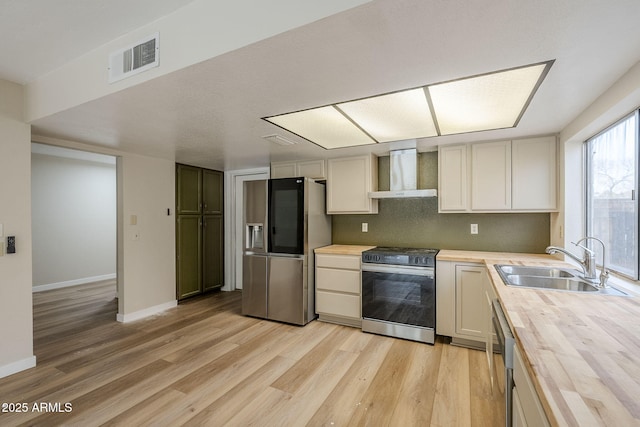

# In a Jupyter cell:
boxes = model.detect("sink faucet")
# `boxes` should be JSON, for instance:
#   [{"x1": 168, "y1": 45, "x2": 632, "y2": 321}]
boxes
[
  {"x1": 576, "y1": 236, "x2": 609, "y2": 288},
  {"x1": 545, "y1": 237, "x2": 609, "y2": 288}
]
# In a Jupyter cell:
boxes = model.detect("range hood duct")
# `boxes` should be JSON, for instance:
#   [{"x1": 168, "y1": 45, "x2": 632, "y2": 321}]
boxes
[{"x1": 369, "y1": 148, "x2": 437, "y2": 199}]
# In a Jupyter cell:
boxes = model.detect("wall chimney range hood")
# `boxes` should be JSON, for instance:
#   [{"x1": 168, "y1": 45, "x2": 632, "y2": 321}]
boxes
[{"x1": 368, "y1": 148, "x2": 437, "y2": 199}]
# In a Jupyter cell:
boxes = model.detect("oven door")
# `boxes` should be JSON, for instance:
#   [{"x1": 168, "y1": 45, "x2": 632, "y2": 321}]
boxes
[{"x1": 361, "y1": 264, "x2": 435, "y2": 329}]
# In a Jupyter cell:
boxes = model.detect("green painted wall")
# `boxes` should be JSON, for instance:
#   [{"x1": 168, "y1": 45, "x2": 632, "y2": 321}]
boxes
[{"x1": 330, "y1": 152, "x2": 550, "y2": 253}]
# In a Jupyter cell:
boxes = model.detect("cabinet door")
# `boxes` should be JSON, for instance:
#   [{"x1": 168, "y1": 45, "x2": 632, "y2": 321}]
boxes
[
  {"x1": 512, "y1": 387, "x2": 527, "y2": 427},
  {"x1": 177, "y1": 215, "x2": 202, "y2": 299},
  {"x1": 455, "y1": 265, "x2": 487, "y2": 339},
  {"x1": 202, "y1": 215, "x2": 223, "y2": 291},
  {"x1": 512, "y1": 137, "x2": 557, "y2": 210},
  {"x1": 439, "y1": 144, "x2": 468, "y2": 211},
  {"x1": 176, "y1": 164, "x2": 202, "y2": 214},
  {"x1": 297, "y1": 159, "x2": 326, "y2": 180},
  {"x1": 327, "y1": 155, "x2": 378, "y2": 214},
  {"x1": 471, "y1": 141, "x2": 511, "y2": 210},
  {"x1": 202, "y1": 169, "x2": 223, "y2": 214},
  {"x1": 271, "y1": 162, "x2": 297, "y2": 179}
]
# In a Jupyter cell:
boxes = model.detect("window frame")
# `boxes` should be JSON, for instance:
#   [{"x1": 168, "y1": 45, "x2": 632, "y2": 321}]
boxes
[{"x1": 585, "y1": 109, "x2": 640, "y2": 280}]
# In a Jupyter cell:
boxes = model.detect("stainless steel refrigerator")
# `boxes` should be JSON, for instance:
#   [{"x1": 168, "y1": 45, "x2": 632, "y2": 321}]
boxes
[{"x1": 242, "y1": 177, "x2": 331, "y2": 325}]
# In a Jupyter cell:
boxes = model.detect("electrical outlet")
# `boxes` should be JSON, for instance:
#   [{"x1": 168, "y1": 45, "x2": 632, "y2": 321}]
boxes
[
  {"x1": 470, "y1": 224, "x2": 478, "y2": 235},
  {"x1": 362, "y1": 223, "x2": 368, "y2": 232}
]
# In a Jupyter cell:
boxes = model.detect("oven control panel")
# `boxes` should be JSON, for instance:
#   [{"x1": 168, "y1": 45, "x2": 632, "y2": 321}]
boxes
[{"x1": 361, "y1": 248, "x2": 438, "y2": 267}]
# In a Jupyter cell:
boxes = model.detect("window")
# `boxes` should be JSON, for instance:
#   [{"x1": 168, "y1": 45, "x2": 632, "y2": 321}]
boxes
[{"x1": 586, "y1": 111, "x2": 639, "y2": 278}]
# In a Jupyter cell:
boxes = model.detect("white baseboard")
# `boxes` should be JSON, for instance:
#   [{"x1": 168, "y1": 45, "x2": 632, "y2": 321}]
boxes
[
  {"x1": 116, "y1": 300, "x2": 178, "y2": 323},
  {"x1": 0, "y1": 355, "x2": 36, "y2": 379},
  {"x1": 33, "y1": 273, "x2": 117, "y2": 292}
]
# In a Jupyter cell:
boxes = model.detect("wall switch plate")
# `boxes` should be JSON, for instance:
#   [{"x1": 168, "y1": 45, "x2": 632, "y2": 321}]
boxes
[
  {"x1": 7, "y1": 236, "x2": 15, "y2": 253},
  {"x1": 470, "y1": 224, "x2": 478, "y2": 235},
  {"x1": 362, "y1": 222, "x2": 368, "y2": 232}
]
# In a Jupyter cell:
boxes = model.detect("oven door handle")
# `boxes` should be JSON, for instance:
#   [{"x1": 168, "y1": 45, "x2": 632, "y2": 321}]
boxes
[{"x1": 361, "y1": 263, "x2": 434, "y2": 277}]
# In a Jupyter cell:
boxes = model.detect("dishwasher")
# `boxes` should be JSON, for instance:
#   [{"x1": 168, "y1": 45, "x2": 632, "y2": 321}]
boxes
[{"x1": 492, "y1": 299, "x2": 516, "y2": 427}]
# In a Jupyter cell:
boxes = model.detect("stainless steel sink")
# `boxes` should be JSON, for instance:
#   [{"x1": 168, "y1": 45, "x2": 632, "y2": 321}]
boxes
[
  {"x1": 494, "y1": 264, "x2": 627, "y2": 296},
  {"x1": 506, "y1": 275, "x2": 598, "y2": 291},
  {"x1": 497, "y1": 265, "x2": 577, "y2": 278}
]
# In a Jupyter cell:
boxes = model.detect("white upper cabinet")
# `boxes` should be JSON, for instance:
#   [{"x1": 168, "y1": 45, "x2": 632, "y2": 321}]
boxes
[
  {"x1": 271, "y1": 161, "x2": 297, "y2": 179},
  {"x1": 439, "y1": 144, "x2": 468, "y2": 211},
  {"x1": 271, "y1": 159, "x2": 326, "y2": 180},
  {"x1": 327, "y1": 154, "x2": 378, "y2": 214},
  {"x1": 438, "y1": 136, "x2": 557, "y2": 212},
  {"x1": 471, "y1": 140, "x2": 512, "y2": 211},
  {"x1": 511, "y1": 137, "x2": 557, "y2": 210}
]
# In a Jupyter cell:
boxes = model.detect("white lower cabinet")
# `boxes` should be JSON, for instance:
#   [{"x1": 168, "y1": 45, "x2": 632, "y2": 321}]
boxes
[
  {"x1": 513, "y1": 345, "x2": 551, "y2": 427},
  {"x1": 436, "y1": 260, "x2": 489, "y2": 347},
  {"x1": 315, "y1": 253, "x2": 362, "y2": 327}
]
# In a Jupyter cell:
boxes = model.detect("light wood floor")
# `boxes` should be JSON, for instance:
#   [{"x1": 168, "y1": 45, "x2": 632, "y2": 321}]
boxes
[{"x1": 0, "y1": 281, "x2": 504, "y2": 426}]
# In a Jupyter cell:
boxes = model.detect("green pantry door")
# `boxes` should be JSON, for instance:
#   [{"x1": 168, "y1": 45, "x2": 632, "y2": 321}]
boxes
[{"x1": 176, "y1": 164, "x2": 224, "y2": 300}]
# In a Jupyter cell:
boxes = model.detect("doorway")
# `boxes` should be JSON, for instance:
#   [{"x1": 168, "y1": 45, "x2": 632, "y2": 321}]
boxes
[
  {"x1": 223, "y1": 168, "x2": 269, "y2": 291},
  {"x1": 31, "y1": 143, "x2": 117, "y2": 293}
]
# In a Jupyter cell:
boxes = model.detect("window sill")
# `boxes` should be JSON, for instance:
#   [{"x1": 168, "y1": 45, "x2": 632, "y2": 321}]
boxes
[{"x1": 606, "y1": 272, "x2": 640, "y2": 297}]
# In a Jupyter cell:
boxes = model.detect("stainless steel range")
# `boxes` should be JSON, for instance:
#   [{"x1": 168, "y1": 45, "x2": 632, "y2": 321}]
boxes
[{"x1": 361, "y1": 247, "x2": 438, "y2": 344}]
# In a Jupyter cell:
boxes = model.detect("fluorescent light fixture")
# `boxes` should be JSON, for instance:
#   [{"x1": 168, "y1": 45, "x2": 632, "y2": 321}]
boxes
[
  {"x1": 265, "y1": 106, "x2": 375, "y2": 149},
  {"x1": 263, "y1": 60, "x2": 553, "y2": 149},
  {"x1": 337, "y1": 88, "x2": 438, "y2": 142},
  {"x1": 428, "y1": 63, "x2": 550, "y2": 135}
]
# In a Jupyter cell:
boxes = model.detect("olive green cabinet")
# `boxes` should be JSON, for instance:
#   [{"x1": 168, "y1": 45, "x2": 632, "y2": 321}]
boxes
[{"x1": 176, "y1": 164, "x2": 224, "y2": 300}]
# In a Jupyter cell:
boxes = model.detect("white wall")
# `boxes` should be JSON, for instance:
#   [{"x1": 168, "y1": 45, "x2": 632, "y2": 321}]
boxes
[
  {"x1": 558, "y1": 59, "x2": 640, "y2": 249},
  {"x1": 31, "y1": 150, "x2": 116, "y2": 289},
  {"x1": 0, "y1": 79, "x2": 35, "y2": 378},
  {"x1": 117, "y1": 154, "x2": 176, "y2": 318}
]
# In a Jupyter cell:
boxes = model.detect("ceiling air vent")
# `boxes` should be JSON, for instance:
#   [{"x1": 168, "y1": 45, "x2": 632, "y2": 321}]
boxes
[{"x1": 108, "y1": 33, "x2": 159, "y2": 83}]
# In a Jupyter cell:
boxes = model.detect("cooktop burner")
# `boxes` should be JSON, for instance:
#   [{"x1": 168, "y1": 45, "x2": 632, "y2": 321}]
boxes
[{"x1": 362, "y1": 247, "x2": 439, "y2": 267}]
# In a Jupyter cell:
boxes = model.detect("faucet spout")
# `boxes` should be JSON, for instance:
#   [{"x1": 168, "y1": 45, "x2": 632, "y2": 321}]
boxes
[
  {"x1": 576, "y1": 237, "x2": 609, "y2": 288},
  {"x1": 545, "y1": 245, "x2": 589, "y2": 278},
  {"x1": 545, "y1": 237, "x2": 609, "y2": 287}
]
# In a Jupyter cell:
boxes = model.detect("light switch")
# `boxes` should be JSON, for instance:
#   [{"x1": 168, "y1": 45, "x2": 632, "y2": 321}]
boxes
[
  {"x1": 130, "y1": 215, "x2": 137, "y2": 226},
  {"x1": 7, "y1": 236, "x2": 15, "y2": 254},
  {"x1": 470, "y1": 224, "x2": 478, "y2": 234},
  {"x1": 362, "y1": 223, "x2": 368, "y2": 232}
]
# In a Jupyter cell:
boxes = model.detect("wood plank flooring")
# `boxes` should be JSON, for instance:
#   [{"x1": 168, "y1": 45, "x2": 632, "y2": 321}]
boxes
[{"x1": 0, "y1": 281, "x2": 504, "y2": 426}]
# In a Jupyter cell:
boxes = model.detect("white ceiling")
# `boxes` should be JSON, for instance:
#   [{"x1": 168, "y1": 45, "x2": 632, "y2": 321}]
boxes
[{"x1": 6, "y1": 0, "x2": 640, "y2": 171}]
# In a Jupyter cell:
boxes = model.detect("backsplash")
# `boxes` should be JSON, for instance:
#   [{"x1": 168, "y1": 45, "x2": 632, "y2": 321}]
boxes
[{"x1": 330, "y1": 151, "x2": 550, "y2": 253}]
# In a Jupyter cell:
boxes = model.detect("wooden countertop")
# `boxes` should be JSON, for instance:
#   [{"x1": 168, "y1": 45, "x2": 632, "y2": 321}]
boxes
[
  {"x1": 314, "y1": 244, "x2": 376, "y2": 256},
  {"x1": 438, "y1": 250, "x2": 640, "y2": 427}
]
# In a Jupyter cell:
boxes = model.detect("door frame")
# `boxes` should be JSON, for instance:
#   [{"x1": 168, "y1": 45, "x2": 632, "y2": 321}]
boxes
[{"x1": 223, "y1": 167, "x2": 269, "y2": 291}]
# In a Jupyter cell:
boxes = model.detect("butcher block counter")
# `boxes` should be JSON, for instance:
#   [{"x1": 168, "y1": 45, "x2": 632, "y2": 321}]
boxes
[
  {"x1": 438, "y1": 250, "x2": 640, "y2": 426},
  {"x1": 314, "y1": 244, "x2": 375, "y2": 256}
]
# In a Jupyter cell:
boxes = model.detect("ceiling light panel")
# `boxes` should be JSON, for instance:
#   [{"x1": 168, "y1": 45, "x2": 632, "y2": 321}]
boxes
[
  {"x1": 265, "y1": 106, "x2": 375, "y2": 149},
  {"x1": 428, "y1": 63, "x2": 549, "y2": 135},
  {"x1": 337, "y1": 89, "x2": 438, "y2": 142}
]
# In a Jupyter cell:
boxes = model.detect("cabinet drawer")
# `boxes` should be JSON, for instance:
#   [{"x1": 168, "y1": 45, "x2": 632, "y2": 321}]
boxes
[
  {"x1": 316, "y1": 254, "x2": 361, "y2": 270},
  {"x1": 316, "y1": 291, "x2": 360, "y2": 319},
  {"x1": 316, "y1": 268, "x2": 360, "y2": 293}
]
